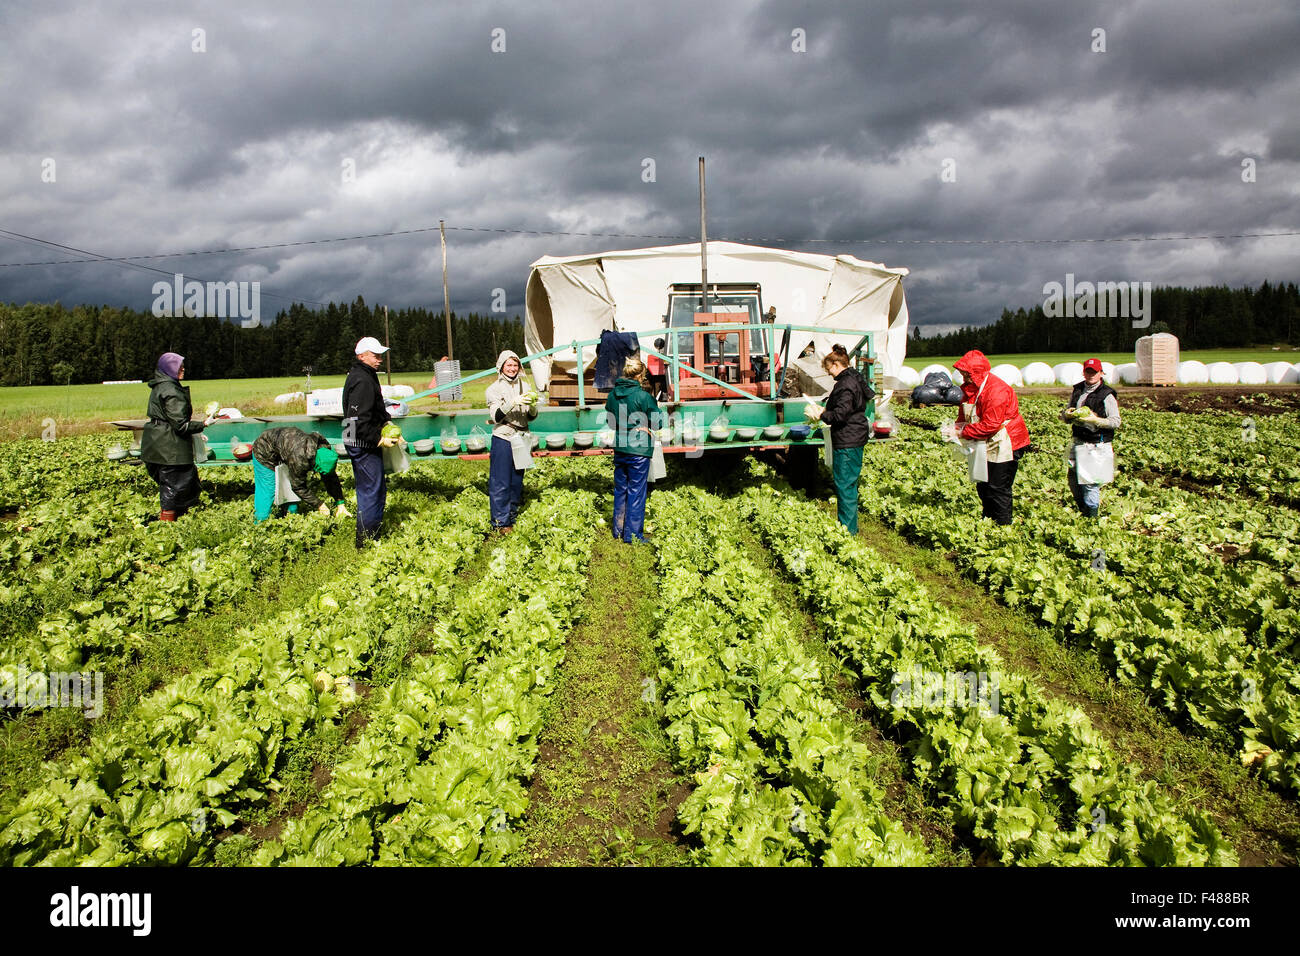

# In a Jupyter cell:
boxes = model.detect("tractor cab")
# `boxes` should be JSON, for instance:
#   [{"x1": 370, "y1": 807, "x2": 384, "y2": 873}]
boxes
[{"x1": 664, "y1": 283, "x2": 775, "y2": 400}]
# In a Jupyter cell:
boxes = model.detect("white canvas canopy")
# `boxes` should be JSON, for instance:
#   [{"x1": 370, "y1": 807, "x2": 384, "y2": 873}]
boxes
[{"x1": 524, "y1": 240, "x2": 910, "y2": 393}]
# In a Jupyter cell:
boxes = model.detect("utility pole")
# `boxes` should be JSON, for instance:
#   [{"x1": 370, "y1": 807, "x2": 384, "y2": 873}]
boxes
[
  {"x1": 699, "y1": 156, "x2": 708, "y2": 310},
  {"x1": 441, "y1": 220, "x2": 454, "y2": 359},
  {"x1": 379, "y1": 304, "x2": 390, "y2": 382}
]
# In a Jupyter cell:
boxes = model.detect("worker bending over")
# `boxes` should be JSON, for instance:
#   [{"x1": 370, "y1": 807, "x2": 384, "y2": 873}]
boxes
[{"x1": 251, "y1": 426, "x2": 349, "y2": 522}]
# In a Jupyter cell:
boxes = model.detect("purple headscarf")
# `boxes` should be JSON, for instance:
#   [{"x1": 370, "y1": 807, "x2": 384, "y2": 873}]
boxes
[{"x1": 157, "y1": 352, "x2": 184, "y2": 380}]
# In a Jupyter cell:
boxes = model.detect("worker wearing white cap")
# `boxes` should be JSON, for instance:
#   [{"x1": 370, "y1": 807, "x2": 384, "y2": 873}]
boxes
[{"x1": 343, "y1": 336, "x2": 399, "y2": 547}]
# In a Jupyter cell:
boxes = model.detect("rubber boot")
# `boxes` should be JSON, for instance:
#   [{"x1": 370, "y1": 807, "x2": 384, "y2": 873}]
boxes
[{"x1": 159, "y1": 510, "x2": 176, "y2": 522}]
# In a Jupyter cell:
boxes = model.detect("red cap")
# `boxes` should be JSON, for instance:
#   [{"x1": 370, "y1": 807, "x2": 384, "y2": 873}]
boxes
[{"x1": 1082, "y1": 358, "x2": 1102, "y2": 373}]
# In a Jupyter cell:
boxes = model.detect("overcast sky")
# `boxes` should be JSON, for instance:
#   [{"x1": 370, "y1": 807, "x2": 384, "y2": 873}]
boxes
[{"x1": 1, "y1": 0, "x2": 1297, "y2": 333}]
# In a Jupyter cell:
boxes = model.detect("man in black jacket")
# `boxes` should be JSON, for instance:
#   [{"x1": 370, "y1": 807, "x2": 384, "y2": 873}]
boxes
[{"x1": 343, "y1": 337, "x2": 399, "y2": 547}]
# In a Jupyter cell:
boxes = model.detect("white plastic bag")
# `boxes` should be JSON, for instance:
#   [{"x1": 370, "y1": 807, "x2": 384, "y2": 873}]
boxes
[
  {"x1": 949, "y1": 439, "x2": 988, "y2": 483},
  {"x1": 822, "y1": 427, "x2": 834, "y2": 469},
  {"x1": 650, "y1": 441, "x2": 666, "y2": 482},
  {"x1": 191, "y1": 433, "x2": 210, "y2": 464},
  {"x1": 1075, "y1": 442, "x2": 1114, "y2": 485},
  {"x1": 382, "y1": 444, "x2": 411, "y2": 474},
  {"x1": 273, "y1": 464, "x2": 302, "y2": 506},
  {"x1": 508, "y1": 433, "x2": 533, "y2": 470}
]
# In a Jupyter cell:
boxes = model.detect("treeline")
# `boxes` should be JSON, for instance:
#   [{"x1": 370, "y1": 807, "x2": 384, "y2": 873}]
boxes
[
  {"x1": 909, "y1": 281, "x2": 1300, "y2": 356},
  {"x1": 0, "y1": 297, "x2": 526, "y2": 385}
]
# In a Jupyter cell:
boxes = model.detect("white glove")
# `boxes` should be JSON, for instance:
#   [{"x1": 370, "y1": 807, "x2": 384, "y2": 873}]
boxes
[
  {"x1": 334, "y1": 502, "x2": 351, "y2": 518},
  {"x1": 203, "y1": 416, "x2": 217, "y2": 427},
  {"x1": 377, "y1": 435, "x2": 400, "y2": 448},
  {"x1": 316, "y1": 503, "x2": 331, "y2": 516}
]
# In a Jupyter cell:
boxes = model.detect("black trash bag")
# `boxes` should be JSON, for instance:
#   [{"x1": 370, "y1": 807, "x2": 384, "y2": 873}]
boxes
[
  {"x1": 923, "y1": 370, "x2": 953, "y2": 388},
  {"x1": 943, "y1": 385, "x2": 965, "y2": 404},
  {"x1": 911, "y1": 384, "x2": 944, "y2": 405}
]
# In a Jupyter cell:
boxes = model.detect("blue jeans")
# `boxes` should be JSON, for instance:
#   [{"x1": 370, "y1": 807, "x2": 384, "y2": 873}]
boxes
[
  {"x1": 612, "y1": 452, "x2": 650, "y2": 542},
  {"x1": 1068, "y1": 465, "x2": 1101, "y2": 513},
  {"x1": 489, "y1": 436, "x2": 525, "y2": 528},
  {"x1": 347, "y1": 445, "x2": 386, "y2": 543}
]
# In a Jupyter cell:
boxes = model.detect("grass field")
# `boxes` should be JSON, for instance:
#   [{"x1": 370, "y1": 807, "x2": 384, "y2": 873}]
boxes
[{"x1": 0, "y1": 370, "x2": 494, "y2": 440}]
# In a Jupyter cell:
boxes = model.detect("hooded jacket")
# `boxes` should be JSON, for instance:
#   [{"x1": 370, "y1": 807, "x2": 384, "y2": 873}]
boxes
[
  {"x1": 141, "y1": 368, "x2": 205, "y2": 465},
  {"x1": 604, "y1": 377, "x2": 662, "y2": 457},
  {"x1": 342, "y1": 357, "x2": 390, "y2": 448},
  {"x1": 251, "y1": 426, "x2": 344, "y2": 511},
  {"x1": 484, "y1": 350, "x2": 538, "y2": 440},
  {"x1": 953, "y1": 351, "x2": 1031, "y2": 451}
]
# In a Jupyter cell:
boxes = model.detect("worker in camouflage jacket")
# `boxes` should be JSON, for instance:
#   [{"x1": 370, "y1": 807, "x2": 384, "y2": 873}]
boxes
[{"x1": 251, "y1": 426, "x2": 348, "y2": 522}]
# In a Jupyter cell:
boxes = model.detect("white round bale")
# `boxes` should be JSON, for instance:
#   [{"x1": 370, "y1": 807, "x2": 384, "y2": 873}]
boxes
[
  {"x1": 1262, "y1": 361, "x2": 1294, "y2": 384},
  {"x1": 1020, "y1": 362, "x2": 1055, "y2": 385},
  {"x1": 896, "y1": 366, "x2": 921, "y2": 388},
  {"x1": 389, "y1": 384, "x2": 415, "y2": 398},
  {"x1": 1177, "y1": 361, "x2": 1209, "y2": 384},
  {"x1": 1054, "y1": 362, "x2": 1084, "y2": 385},
  {"x1": 1116, "y1": 362, "x2": 1140, "y2": 384},
  {"x1": 1206, "y1": 362, "x2": 1239, "y2": 384},
  {"x1": 991, "y1": 364, "x2": 1024, "y2": 387},
  {"x1": 1101, "y1": 362, "x2": 1116, "y2": 380},
  {"x1": 1234, "y1": 362, "x2": 1267, "y2": 385}
]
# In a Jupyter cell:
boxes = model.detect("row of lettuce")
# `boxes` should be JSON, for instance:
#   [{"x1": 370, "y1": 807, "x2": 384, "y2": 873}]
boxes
[{"x1": 871, "y1": 399, "x2": 1300, "y2": 794}]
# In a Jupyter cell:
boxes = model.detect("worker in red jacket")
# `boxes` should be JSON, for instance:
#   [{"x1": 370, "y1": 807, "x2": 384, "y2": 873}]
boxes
[{"x1": 953, "y1": 350, "x2": 1031, "y2": 525}]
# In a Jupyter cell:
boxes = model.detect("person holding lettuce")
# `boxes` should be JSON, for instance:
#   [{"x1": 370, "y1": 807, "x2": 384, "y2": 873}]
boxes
[
  {"x1": 1059, "y1": 358, "x2": 1121, "y2": 517},
  {"x1": 140, "y1": 352, "x2": 216, "y2": 521},
  {"x1": 803, "y1": 345, "x2": 874, "y2": 534},
  {"x1": 485, "y1": 349, "x2": 538, "y2": 533},
  {"x1": 250, "y1": 426, "x2": 349, "y2": 522},
  {"x1": 604, "y1": 357, "x2": 662, "y2": 544},
  {"x1": 951, "y1": 350, "x2": 1031, "y2": 525}
]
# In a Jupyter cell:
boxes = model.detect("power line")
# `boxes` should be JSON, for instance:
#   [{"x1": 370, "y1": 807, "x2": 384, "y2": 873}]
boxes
[
  {"x1": 0, "y1": 228, "x2": 329, "y2": 307},
  {"x1": 0, "y1": 223, "x2": 1297, "y2": 269}
]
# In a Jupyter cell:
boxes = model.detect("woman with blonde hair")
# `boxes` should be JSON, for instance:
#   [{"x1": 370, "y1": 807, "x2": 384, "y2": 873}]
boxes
[{"x1": 603, "y1": 356, "x2": 661, "y2": 544}]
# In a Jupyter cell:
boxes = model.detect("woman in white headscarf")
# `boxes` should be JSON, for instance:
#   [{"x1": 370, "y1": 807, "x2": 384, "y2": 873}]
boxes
[{"x1": 484, "y1": 350, "x2": 538, "y2": 532}]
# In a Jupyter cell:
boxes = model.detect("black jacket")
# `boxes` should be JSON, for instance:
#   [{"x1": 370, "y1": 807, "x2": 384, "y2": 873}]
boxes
[
  {"x1": 819, "y1": 366, "x2": 875, "y2": 448},
  {"x1": 1069, "y1": 381, "x2": 1117, "y2": 443},
  {"x1": 251, "y1": 427, "x2": 344, "y2": 511},
  {"x1": 342, "y1": 359, "x2": 390, "y2": 448}
]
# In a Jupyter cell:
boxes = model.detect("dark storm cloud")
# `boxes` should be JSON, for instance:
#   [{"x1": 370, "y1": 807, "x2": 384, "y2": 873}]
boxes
[{"x1": 0, "y1": 0, "x2": 1295, "y2": 333}]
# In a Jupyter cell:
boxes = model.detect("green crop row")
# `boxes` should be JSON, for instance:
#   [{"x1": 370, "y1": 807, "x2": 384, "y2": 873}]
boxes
[
  {"x1": 857, "y1": 442, "x2": 1300, "y2": 794},
  {"x1": 739, "y1": 473, "x2": 1234, "y2": 865},
  {"x1": 0, "y1": 489, "x2": 491, "y2": 865},
  {"x1": 256, "y1": 486, "x2": 600, "y2": 866},
  {"x1": 648, "y1": 486, "x2": 930, "y2": 866}
]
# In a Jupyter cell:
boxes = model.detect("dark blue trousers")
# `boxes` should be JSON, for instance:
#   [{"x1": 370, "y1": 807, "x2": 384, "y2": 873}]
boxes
[
  {"x1": 612, "y1": 451, "x2": 650, "y2": 542},
  {"x1": 347, "y1": 445, "x2": 386, "y2": 544},
  {"x1": 489, "y1": 436, "x2": 525, "y2": 528}
]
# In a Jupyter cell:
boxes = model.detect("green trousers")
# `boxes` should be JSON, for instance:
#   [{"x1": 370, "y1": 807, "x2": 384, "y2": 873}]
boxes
[{"x1": 832, "y1": 444, "x2": 864, "y2": 534}]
